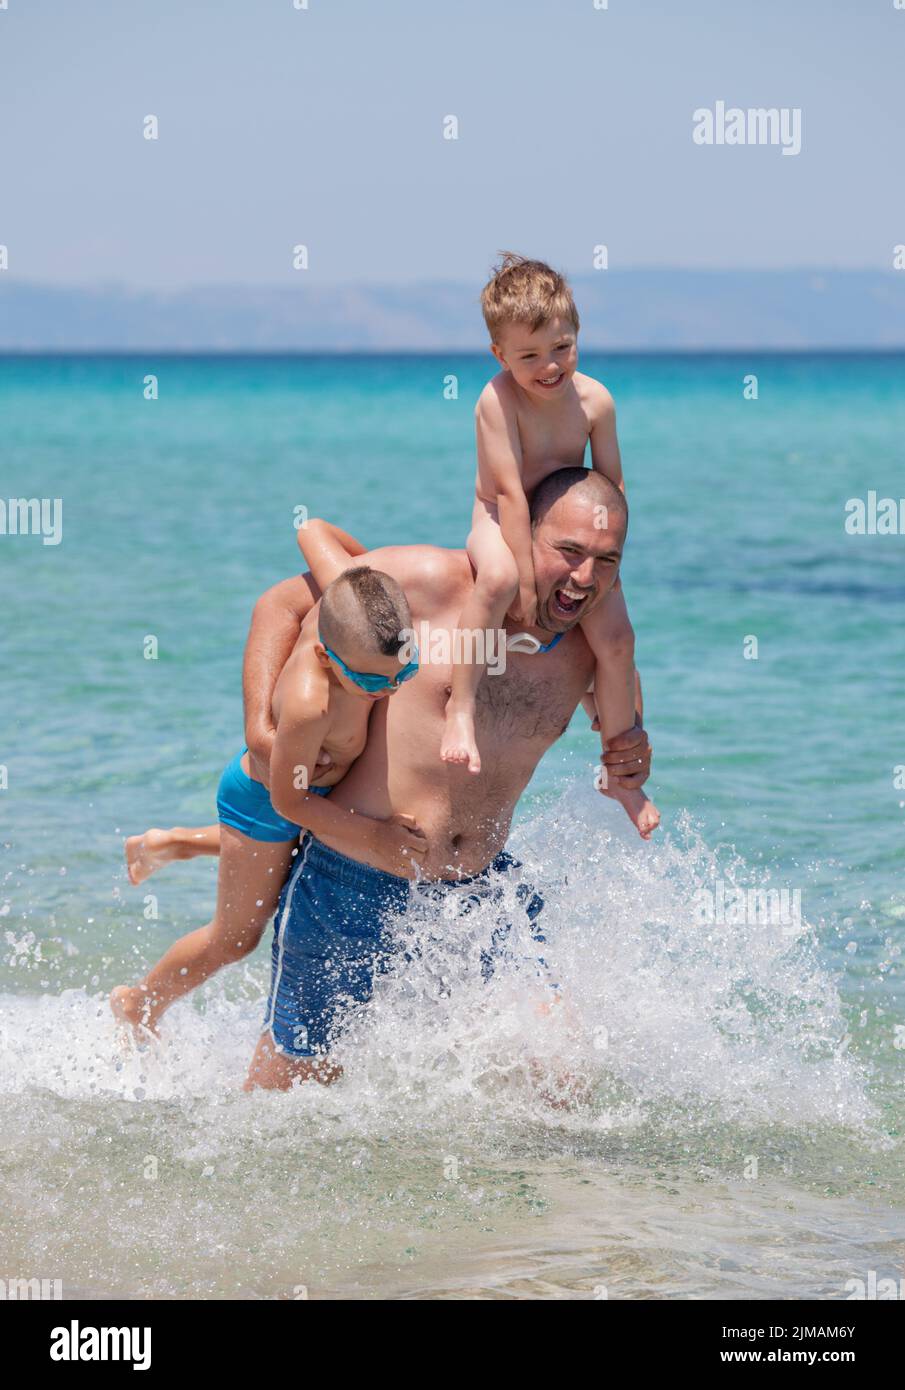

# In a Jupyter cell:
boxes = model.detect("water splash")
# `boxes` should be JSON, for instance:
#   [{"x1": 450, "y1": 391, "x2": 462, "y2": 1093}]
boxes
[{"x1": 0, "y1": 788, "x2": 875, "y2": 1143}]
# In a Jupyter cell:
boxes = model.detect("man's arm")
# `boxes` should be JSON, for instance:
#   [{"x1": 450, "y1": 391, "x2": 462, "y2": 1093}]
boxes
[
  {"x1": 243, "y1": 573, "x2": 320, "y2": 784},
  {"x1": 586, "y1": 383, "x2": 645, "y2": 779}
]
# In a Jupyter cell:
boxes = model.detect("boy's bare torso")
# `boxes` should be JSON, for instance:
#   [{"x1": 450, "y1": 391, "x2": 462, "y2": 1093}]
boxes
[{"x1": 475, "y1": 369, "x2": 604, "y2": 503}]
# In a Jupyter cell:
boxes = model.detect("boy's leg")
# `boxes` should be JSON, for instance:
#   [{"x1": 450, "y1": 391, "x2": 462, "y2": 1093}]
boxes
[
  {"x1": 579, "y1": 687, "x2": 599, "y2": 725},
  {"x1": 243, "y1": 1033, "x2": 342, "y2": 1091},
  {"x1": 580, "y1": 584, "x2": 660, "y2": 840},
  {"x1": 125, "y1": 824, "x2": 221, "y2": 886},
  {"x1": 111, "y1": 825, "x2": 296, "y2": 1035},
  {"x1": 441, "y1": 510, "x2": 519, "y2": 774}
]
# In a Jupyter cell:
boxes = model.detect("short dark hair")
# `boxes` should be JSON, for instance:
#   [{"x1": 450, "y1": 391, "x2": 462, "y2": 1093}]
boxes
[
  {"x1": 319, "y1": 566, "x2": 412, "y2": 657},
  {"x1": 530, "y1": 467, "x2": 628, "y2": 534}
]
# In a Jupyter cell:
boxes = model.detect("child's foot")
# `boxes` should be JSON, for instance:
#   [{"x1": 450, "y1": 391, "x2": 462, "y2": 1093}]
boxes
[
  {"x1": 601, "y1": 781, "x2": 660, "y2": 841},
  {"x1": 125, "y1": 828, "x2": 180, "y2": 885},
  {"x1": 440, "y1": 707, "x2": 481, "y2": 774},
  {"x1": 109, "y1": 984, "x2": 161, "y2": 1038}
]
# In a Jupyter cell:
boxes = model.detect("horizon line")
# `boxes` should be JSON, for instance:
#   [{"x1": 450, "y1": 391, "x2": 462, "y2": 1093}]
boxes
[
  {"x1": 3, "y1": 347, "x2": 905, "y2": 359},
  {"x1": 1, "y1": 265, "x2": 901, "y2": 296}
]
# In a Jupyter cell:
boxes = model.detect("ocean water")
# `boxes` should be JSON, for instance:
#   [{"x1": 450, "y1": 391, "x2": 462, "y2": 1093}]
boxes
[{"x1": 1, "y1": 352, "x2": 903, "y2": 1300}]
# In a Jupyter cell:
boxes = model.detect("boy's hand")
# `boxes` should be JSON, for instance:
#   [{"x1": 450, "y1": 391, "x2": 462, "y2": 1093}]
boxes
[
  {"x1": 368, "y1": 813, "x2": 428, "y2": 876},
  {"x1": 601, "y1": 723, "x2": 651, "y2": 790}
]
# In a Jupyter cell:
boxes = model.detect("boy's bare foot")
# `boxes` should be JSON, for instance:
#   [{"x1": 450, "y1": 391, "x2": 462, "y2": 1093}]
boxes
[
  {"x1": 125, "y1": 828, "x2": 181, "y2": 886},
  {"x1": 440, "y1": 707, "x2": 482, "y2": 774},
  {"x1": 599, "y1": 780, "x2": 660, "y2": 841},
  {"x1": 109, "y1": 984, "x2": 161, "y2": 1038}
]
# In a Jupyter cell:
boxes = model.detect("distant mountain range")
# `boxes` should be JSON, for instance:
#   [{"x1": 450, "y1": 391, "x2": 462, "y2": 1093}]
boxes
[{"x1": 1, "y1": 271, "x2": 904, "y2": 351}]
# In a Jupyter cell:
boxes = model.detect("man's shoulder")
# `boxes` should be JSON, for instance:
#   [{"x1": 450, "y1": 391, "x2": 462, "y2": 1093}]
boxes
[{"x1": 359, "y1": 544, "x2": 471, "y2": 605}]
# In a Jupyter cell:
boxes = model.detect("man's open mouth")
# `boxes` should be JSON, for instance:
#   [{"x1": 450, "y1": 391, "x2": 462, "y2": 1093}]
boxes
[
  {"x1": 536, "y1": 371, "x2": 565, "y2": 389},
  {"x1": 552, "y1": 585, "x2": 589, "y2": 618}
]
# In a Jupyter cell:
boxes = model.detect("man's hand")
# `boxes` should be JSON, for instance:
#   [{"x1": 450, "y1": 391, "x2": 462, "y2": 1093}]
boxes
[{"x1": 601, "y1": 723, "x2": 651, "y2": 790}]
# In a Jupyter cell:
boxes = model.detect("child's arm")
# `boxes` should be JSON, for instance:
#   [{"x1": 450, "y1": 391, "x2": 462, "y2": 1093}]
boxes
[
  {"x1": 581, "y1": 658, "x2": 644, "y2": 730},
  {"x1": 588, "y1": 385, "x2": 625, "y2": 492},
  {"x1": 241, "y1": 532, "x2": 372, "y2": 786},
  {"x1": 243, "y1": 574, "x2": 319, "y2": 784},
  {"x1": 268, "y1": 694, "x2": 427, "y2": 876},
  {"x1": 475, "y1": 387, "x2": 537, "y2": 622},
  {"x1": 297, "y1": 518, "x2": 368, "y2": 590},
  {"x1": 581, "y1": 680, "x2": 599, "y2": 728}
]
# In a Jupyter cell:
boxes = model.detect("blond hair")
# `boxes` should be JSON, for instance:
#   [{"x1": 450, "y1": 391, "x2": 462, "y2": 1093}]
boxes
[{"x1": 480, "y1": 252, "x2": 580, "y2": 342}]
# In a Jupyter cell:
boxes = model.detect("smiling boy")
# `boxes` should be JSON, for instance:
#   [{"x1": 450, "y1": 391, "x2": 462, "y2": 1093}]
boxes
[{"x1": 440, "y1": 253, "x2": 659, "y2": 840}]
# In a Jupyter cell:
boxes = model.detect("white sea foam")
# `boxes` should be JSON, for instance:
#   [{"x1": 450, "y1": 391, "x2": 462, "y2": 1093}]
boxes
[{"x1": 0, "y1": 787, "x2": 875, "y2": 1140}]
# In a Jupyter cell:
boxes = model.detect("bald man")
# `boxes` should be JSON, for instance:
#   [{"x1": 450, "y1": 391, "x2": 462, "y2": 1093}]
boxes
[{"x1": 243, "y1": 467, "x2": 652, "y2": 1090}]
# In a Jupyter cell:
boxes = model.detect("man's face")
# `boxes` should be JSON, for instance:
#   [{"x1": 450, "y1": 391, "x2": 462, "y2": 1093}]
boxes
[
  {"x1": 531, "y1": 493, "x2": 626, "y2": 632},
  {"x1": 492, "y1": 315, "x2": 578, "y2": 400}
]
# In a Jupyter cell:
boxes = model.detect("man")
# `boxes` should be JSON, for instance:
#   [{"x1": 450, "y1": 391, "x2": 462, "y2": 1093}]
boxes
[{"x1": 243, "y1": 467, "x2": 652, "y2": 1089}]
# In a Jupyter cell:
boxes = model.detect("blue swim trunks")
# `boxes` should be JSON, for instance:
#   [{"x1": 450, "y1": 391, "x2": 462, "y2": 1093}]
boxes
[
  {"x1": 216, "y1": 749, "x2": 331, "y2": 843},
  {"x1": 263, "y1": 832, "x2": 547, "y2": 1058}
]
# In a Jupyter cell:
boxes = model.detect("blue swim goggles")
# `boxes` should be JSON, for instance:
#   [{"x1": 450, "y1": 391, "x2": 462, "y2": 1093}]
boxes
[{"x1": 319, "y1": 633, "x2": 420, "y2": 693}]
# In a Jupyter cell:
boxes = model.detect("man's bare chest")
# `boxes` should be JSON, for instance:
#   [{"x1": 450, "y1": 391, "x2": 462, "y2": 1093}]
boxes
[{"x1": 473, "y1": 649, "x2": 590, "y2": 744}]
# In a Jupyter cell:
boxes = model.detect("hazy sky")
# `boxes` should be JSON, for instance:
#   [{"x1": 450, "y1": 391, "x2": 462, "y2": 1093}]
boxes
[{"x1": 1, "y1": 0, "x2": 902, "y2": 288}]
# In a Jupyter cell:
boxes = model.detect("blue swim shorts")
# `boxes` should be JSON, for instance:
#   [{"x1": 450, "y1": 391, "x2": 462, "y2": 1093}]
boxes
[
  {"x1": 216, "y1": 749, "x2": 330, "y2": 844},
  {"x1": 263, "y1": 831, "x2": 547, "y2": 1057}
]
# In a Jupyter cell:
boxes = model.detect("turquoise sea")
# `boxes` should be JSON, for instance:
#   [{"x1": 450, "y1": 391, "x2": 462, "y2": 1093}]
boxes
[{"x1": 1, "y1": 352, "x2": 904, "y2": 1299}]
